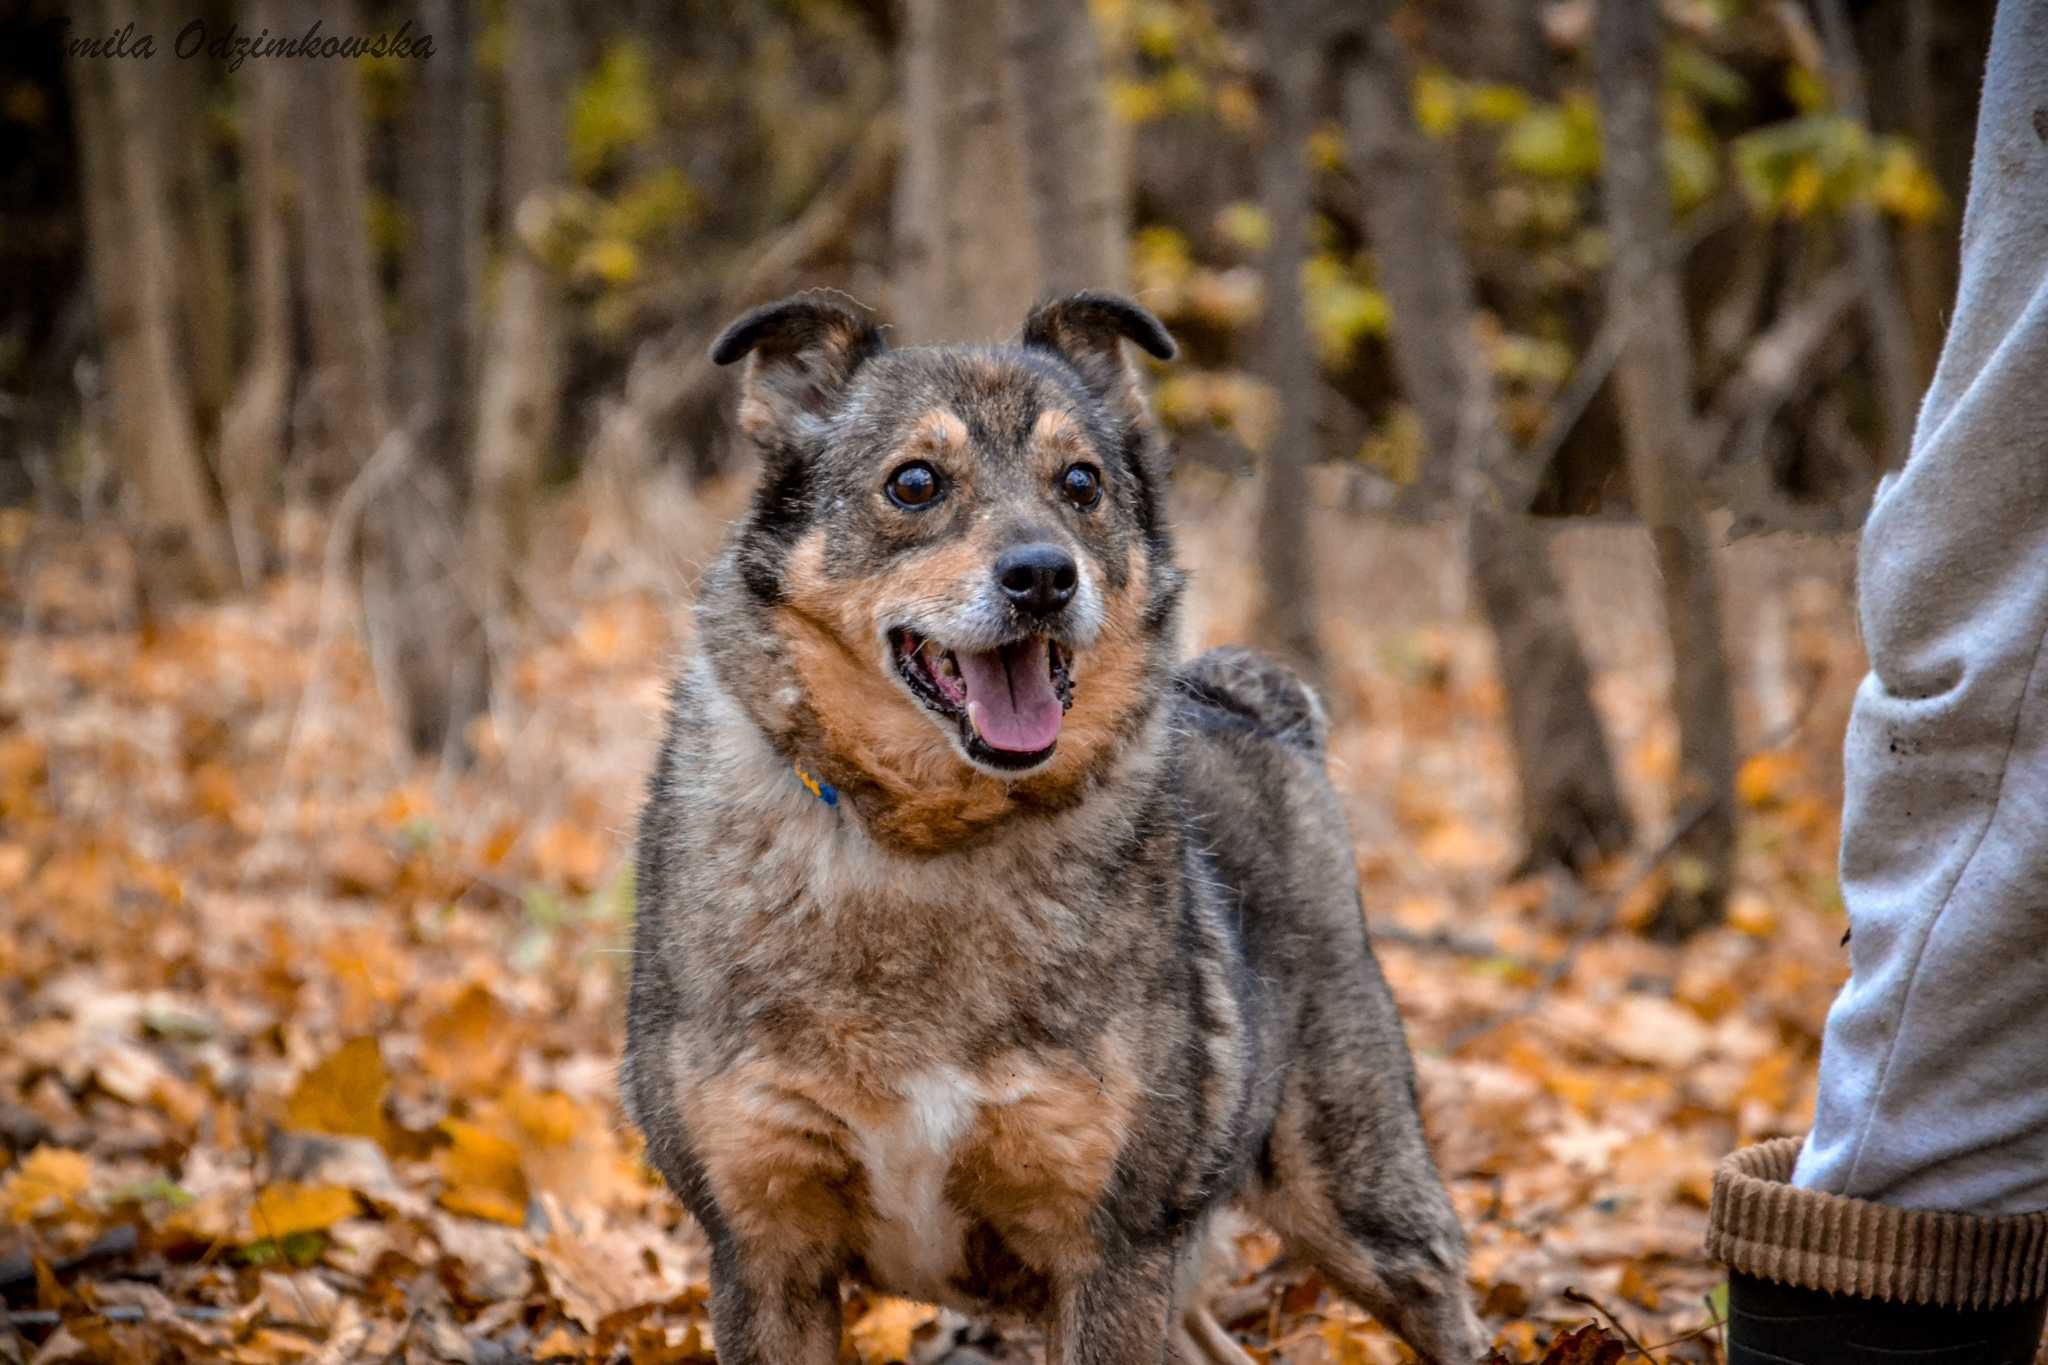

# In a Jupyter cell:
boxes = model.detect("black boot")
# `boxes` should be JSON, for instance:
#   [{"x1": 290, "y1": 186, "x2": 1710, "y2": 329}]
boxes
[
  {"x1": 1728, "y1": 1271, "x2": 2046, "y2": 1364},
  {"x1": 1710, "y1": 1139, "x2": 2048, "y2": 1365}
]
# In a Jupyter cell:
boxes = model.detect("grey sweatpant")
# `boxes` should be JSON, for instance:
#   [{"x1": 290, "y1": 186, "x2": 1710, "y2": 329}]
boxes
[{"x1": 1792, "y1": 0, "x2": 2048, "y2": 1215}]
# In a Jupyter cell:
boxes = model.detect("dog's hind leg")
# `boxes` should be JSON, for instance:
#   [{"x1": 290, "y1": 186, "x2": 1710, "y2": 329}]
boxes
[
  {"x1": 1251, "y1": 1095, "x2": 1484, "y2": 1364},
  {"x1": 1172, "y1": 1303, "x2": 1259, "y2": 1365},
  {"x1": 1167, "y1": 1229, "x2": 1259, "y2": 1365}
]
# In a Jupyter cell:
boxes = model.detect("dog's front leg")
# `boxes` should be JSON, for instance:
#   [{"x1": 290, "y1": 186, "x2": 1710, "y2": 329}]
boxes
[
  {"x1": 1047, "y1": 1242, "x2": 1183, "y2": 1365},
  {"x1": 702, "y1": 1239, "x2": 841, "y2": 1365}
]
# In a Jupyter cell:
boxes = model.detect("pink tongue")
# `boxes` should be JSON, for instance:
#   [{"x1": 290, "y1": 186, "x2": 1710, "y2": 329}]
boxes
[{"x1": 956, "y1": 639, "x2": 1064, "y2": 753}]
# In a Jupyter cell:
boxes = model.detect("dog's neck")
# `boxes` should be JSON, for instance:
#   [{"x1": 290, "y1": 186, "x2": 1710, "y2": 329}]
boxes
[{"x1": 688, "y1": 651, "x2": 1173, "y2": 869}]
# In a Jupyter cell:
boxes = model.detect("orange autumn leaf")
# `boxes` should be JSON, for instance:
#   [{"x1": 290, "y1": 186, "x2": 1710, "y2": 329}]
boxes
[
  {"x1": 850, "y1": 1297, "x2": 940, "y2": 1364},
  {"x1": 420, "y1": 982, "x2": 519, "y2": 1091},
  {"x1": 247, "y1": 1182, "x2": 359, "y2": 1240},
  {"x1": 1737, "y1": 750, "x2": 1806, "y2": 809},
  {"x1": 529, "y1": 820, "x2": 608, "y2": 893},
  {"x1": 2, "y1": 1146, "x2": 93, "y2": 1222},
  {"x1": 437, "y1": 1119, "x2": 529, "y2": 1226},
  {"x1": 285, "y1": 1037, "x2": 390, "y2": 1145}
]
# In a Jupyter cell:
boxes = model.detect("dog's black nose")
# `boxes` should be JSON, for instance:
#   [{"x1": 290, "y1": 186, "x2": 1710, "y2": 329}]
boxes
[{"x1": 995, "y1": 543, "x2": 1078, "y2": 616}]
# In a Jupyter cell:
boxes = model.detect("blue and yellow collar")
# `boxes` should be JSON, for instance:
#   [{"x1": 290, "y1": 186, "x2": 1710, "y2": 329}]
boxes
[{"x1": 793, "y1": 765, "x2": 839, "y2": 807}]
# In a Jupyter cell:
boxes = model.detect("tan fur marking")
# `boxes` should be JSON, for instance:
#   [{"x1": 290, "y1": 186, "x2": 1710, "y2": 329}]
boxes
[
  {"x1": 907, "y1": 408, "x2": 970, "y2": 456},
  {"x1": 777, "y1": 533, "x2": 1158, "y2": 853},
  {"x1": 1029, "y1": 408, "x2": 1088, "y2": 471},
  {"x1": 778, "y1": 532, "x2": 1015, "y2": 852},
  {"x1": 949, "y1": 1040, "x2": 1140, "y2": 1278},
  {"x1": 686, "y1": 1057, "x2": 869, "y2": 1283}
]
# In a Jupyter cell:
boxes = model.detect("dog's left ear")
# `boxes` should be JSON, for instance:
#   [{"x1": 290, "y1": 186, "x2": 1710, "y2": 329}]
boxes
[
  {"x1": 711, "y1": 294, "x2": 887, "y2": 455},
  {"x1": 1021, "y1": 292, "x2": 1175, "y2": 427}
]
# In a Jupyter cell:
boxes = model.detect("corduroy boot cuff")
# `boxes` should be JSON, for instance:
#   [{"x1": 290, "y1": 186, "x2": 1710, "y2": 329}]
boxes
[{"x1": 1707, "y1": 1136, "x2": 2048, "y2": 1310}]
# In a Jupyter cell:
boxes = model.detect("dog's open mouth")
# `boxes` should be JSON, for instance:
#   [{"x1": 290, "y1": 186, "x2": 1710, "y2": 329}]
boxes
[{"x1": 891, "y1": 627, "x2": 1075, "y2": 769}]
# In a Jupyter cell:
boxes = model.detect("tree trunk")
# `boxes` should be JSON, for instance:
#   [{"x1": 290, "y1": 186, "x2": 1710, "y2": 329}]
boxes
[
  {"x1": 368, "y1": 0, "x2": 491, "y2": 763},
  {"x1": 1249, "y1": 0, "x2": 1323, "y2": 679},
  {"x1": 1595, "y1": 0, "x2": 1739, "y2": 937},
  {"x1": 77, "y1": 0, "x2": 231, "y2": 596},
  {"x1": 1894, "y1": 0, "x2": 1948, "y2": 378},
  {"x1": 149, "y1": 0, "x2": 236, "y2": 435},
  {"x1": 895, "y1": 0, "x2": 1039, "y2": 342},
  {"x1": 291, "y1": 0, "x2": 390, "y2": 477},
  {"x1": 1815, "y1": 0, "x2": 1922, "y2": 468},
  {"x1": 291, "y1": 0, "x2": 487, "y2": 762},
  {"x1": 1341, "y1": 14, "x2": 1632, "y2": 873},
  {"x1": 1000, "y1": 0, "x2": 1127, "y2": 293},
  {"x1": 218, "y1": 0, "x2": 294, "y2": 585},
  {"x1": 475, "y1": 0, "x2": 571, "y2": 620}
]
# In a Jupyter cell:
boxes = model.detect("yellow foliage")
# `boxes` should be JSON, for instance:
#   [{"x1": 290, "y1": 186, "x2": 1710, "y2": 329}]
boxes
[
  {"x1": 1308, "y1": 122, "x2": 1347, "y2": 173},
  {"x1": 1109, "y1": 77, "x2": 1165, "y2": 125},
  {"x1": 1213, "y1": 202, "x2": 1270, "y2": 255},
  {"x1": 574, "y1": 238, "x2": 641, "y2": 288},
  {"x1": 1413, "y1": 67, "x2": 1461, "y2": 139},
  {"x1": 568, "y1": 41, "x2": 655, "y2": 181}
]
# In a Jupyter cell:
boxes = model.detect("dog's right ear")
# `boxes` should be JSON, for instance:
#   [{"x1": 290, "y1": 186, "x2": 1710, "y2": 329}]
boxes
[
  {"x1": 710, "y1": 295, "x2": 886, "y2": 451},
  {"x1": 1020, "y1": 292, "x2": 1175, "y2": 430}
]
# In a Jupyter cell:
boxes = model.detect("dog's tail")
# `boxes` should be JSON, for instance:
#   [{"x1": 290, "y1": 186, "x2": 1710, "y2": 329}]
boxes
[{"x1": 1172, "y1": 646, "x2": 1328, "y2": 757}]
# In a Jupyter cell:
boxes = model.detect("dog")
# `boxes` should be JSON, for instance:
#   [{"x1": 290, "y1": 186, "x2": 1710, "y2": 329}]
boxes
[{"x1": 621, "y1": 291, "x2": 1485, "y2": 1364}]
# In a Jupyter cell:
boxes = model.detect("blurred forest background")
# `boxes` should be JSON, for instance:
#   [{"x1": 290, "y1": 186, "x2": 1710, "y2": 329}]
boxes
[{"x1": 0, "y1": 1, "x2": 2003, "y2": 1361}]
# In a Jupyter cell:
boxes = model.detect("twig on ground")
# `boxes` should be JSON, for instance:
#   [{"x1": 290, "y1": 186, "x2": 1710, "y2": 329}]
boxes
[
  {"x1": 1561, "y1": 1287, "x2": 1658, "y2": 1360},
  {"x1": 1365, "y1": 922, "x2": 1518, "y2": 961}
]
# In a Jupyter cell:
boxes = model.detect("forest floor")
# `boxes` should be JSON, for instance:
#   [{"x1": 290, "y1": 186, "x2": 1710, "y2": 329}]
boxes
[{"x1": 0, "y1": 478, "x2": 1869, "y2": 1364}]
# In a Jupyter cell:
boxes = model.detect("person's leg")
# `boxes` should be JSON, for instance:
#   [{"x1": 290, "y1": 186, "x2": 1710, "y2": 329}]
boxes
[{"x1": 1708, "y1": 3, "x2": 2048, "y2": 1359}]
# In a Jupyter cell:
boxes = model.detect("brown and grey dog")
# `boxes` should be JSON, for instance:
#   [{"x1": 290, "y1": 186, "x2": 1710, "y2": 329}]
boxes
[{"x1": 622, "y1": 291, "x2": 1485, "y2": 1364}]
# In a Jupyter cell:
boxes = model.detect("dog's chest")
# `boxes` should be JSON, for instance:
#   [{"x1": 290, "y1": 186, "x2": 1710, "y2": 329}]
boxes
[
  {"x1": 690, "y1": 1046, "x2": 1131, "y2": 1309},
  {"x1": 845, "y1": 1066, "x2": 994, "y2": 1300}
]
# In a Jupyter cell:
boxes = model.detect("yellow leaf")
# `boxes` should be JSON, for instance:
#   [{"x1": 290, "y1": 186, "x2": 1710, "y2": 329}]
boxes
[
  {"x1": 438, "y1": 1120, "x2": 529, "y2": 1227},
  {"x1": 285, "y1": 1037, "x2": 390, "y2": 1144},
  {"x1": 248, "y1": 1182, "x2": 359, "y2": 1240},
  {"x1": 1413, "y1": 67, "x2": 1462, "y2": 139},
  {"x1": 851, "y1": 1297, "x2": 940, "y2": 1364},
  {"x1": 2, "y1": 1147, "x2": 93, "y2": 1222},
  {"x1": 574, "y1": 237, "x2": 640, "y2": 287}
]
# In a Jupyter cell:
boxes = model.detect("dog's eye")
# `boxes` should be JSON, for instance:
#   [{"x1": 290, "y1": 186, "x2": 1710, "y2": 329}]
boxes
[
  {"x1": 1059, "y1": 463, "x2": 1103, "y2": 510},
  {"x1": 885, "y1": 461, "x2": 941, "y2": 509}
]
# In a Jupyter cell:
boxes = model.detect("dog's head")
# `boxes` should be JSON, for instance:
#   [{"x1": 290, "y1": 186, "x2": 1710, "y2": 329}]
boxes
[{"x1": 698, "y1": 291, "x2": 1186, "y2": 848}]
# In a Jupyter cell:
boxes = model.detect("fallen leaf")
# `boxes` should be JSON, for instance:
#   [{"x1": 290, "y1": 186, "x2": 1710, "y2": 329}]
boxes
[
  {"x1": 247, "y1": 1182, "x2": 360, "y2": 1241},
  {"x1": 420, "y1": 982, "x2": 519, "y2": 1091},
  {"x1": 437, "y1": 1119, "x2": 529, "y2": 1226},
  {"x1": 850, "y1": 1296, "x2": 940, "y2": 1364},
  {"x1": 285, "y1": 1037, "x2": 390, "y2": 1145},
  {"x1": 2, "y1": 1146, "x2": 93, "y2": 1221}
]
